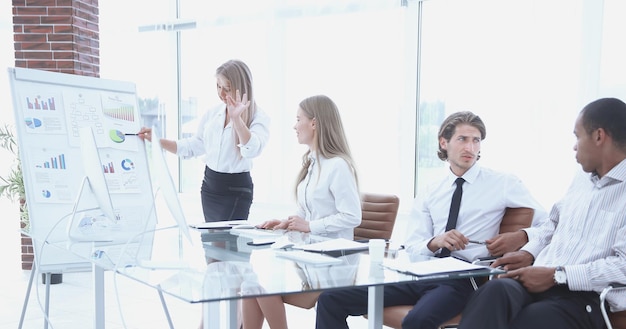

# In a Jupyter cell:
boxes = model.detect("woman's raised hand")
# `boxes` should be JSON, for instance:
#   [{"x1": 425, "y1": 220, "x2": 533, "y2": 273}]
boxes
[{"x1": 226, "y1": 89, "x2": 250, "y2": 120}]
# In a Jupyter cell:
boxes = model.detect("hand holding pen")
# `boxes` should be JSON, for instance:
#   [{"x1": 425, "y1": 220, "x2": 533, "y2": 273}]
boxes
[
  {"x1": 134, "y1": 127, "x2": 152, "y2": 142},
  {"x1": 484, "y1": 231, "x2": 529, "y2": 257}
]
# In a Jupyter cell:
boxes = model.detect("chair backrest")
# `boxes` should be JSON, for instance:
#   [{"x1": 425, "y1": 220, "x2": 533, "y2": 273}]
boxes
[
  {"x1": 380, "y1": 206, "x2": 536, "y2": 329},
  {"x1": 610, "y1": 311, "x2": 626, "y2": 329},
  {"x1": 353, "y1": 193, "x2": 400, "y2": 241},
  {"x1": 499, "y1": 207, "x2": 534, "y2": 233}
]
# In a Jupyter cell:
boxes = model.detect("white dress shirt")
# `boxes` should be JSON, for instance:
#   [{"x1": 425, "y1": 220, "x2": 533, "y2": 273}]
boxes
[
  {"x1": 522, "y1": 159, "x2": 626, "y2": 312},
  {"x1": 295, "y1": 153, "x2": 361, "y2": 240},
  {"x1": 405, "y1": 163, "x2": 547, "y2": 262},
  {"x1": 175, "y1": 103, "x2": 270, "y2": 173}
]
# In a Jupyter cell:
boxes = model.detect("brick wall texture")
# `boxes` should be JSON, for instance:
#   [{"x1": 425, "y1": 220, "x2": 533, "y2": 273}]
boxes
[
  {"x1": 13, "y1": 0, "x2": 100, "y2": 270},
  {"x1": 13, "y1": 0, "x2": 100, "y2": 77}
]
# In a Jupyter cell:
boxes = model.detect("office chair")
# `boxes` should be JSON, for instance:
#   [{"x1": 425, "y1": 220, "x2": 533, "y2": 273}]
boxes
[
  {"x1": 600, "y1": 283, "x2": 626, "y2": 329},
  {"x1": 354, "y1": 193, "x2": 400, "y2": 241},
  {"x1": 284, "y1": 193, "x2": 400, "y2": 310},
  {"x1": 379, "y1": 207, "x2": 534, "y2": 329}
]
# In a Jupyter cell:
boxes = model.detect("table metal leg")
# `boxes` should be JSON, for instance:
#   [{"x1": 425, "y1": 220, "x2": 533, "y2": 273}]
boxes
[
  {"x1": 368, "y1": 285, "x2": 383, "y2": 329},
  {"x1": 44, "y1": 272, "x2": 51, "y2": 329},
  {"x1": 203, "y1": 299, "x2": 238, "y2": 329},
  {"x1": 157, "y1": 290, "x2": 175, "y2": 329},
  {"x1": 93, "y1": 264, "x2": 105, "y2": 329}
]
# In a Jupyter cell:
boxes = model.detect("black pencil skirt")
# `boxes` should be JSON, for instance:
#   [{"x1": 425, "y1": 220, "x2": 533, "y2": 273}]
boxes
[{"x1": 200, "y1": 166, "x2": 253, "y2": 222}]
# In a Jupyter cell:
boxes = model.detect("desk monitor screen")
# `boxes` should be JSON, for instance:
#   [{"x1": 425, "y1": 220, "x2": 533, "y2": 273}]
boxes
[
  {"x1": 79, "y1": 126, "x2": 118, "y2": 222},
  {"x1": 151, "y1": 128, "x2": 193, "y2": 244},
  {"x1": 66, "y1": 126, "x2": 119, "y2": 243}
]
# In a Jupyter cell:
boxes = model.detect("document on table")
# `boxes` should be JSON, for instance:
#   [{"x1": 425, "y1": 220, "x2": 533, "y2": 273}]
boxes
[
  {"x1": 293, "y1": 238, "x2": 369, "y2": 257},
  {"x1": 382, "y1": 256, "x2": 495, "y2": 276},
  {"x1": 188, "y1": 220, "x2": 250, "y2": 230}
]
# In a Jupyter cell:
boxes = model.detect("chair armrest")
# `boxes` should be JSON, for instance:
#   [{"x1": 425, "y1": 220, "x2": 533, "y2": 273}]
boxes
[
  {"x1": 470, "y1": 256, "x2": 503, "y2": 287},
  {"x1": 600, "y1": 283, "x2": 626, "y2": 329},
  {"x1": 600, "y1": 283, "x2": 626, "y2": 304}
]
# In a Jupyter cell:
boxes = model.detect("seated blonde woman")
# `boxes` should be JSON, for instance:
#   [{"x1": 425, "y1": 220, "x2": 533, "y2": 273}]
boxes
[{"x1": 241, "y1": 95, "x2": 361, "y2": 329}]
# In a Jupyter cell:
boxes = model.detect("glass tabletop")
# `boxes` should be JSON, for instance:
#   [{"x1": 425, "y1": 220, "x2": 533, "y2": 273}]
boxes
[{"x1": 42, "y1": 226, "x2": 504, "y2": 304}]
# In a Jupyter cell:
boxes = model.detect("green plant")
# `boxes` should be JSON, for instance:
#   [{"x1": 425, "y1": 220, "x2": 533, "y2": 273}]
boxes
[{"x1": 0, "y1": 124, "x2": 29, "y2": 229}]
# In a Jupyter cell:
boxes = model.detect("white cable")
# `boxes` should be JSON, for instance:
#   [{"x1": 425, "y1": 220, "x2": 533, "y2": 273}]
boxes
[{"x1": 32, "y1": 208, "x2": 97, "y2": 329}]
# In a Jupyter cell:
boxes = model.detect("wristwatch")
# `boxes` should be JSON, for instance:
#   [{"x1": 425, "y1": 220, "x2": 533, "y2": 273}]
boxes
[{"x1": 554, "y1": 266, "x2": 567, "y2": 285}]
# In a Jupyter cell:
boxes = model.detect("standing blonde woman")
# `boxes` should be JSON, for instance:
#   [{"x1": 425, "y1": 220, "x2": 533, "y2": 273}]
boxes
[
  {"x1": 139, "y1": 59, "x2": 270, "y2": 223},
  {"x1": 242, "y1": 95, "x2": 362, "y2": 329}
]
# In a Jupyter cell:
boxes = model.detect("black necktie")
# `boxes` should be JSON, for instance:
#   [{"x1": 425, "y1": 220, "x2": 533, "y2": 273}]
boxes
[{"x1": 439, "y1": 177, "x2": 465, "y2": 257}]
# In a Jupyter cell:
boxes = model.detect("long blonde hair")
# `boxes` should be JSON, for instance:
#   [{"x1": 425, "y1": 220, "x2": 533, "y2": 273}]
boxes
[
  {"x1": 216, "y1": 59, "x2": 257, "y2": 143},
  {"x1": 295, "y1": 95, "x2": 358, "y2": 195}
]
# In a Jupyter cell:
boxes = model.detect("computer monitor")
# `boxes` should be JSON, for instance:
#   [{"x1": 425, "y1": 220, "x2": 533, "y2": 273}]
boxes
[
  {"x1": 79, "y1": 126, "x2": 117, "y2": 221},
  {"x1": 150, "y1": 128, "x2": 193, "y2": 244},
  {"x1": 66, "y1": 126, "x2": 119, "y2": 242}
]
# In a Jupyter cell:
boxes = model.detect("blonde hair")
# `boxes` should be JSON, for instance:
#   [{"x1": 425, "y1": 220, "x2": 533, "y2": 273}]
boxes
[
  {"x1": 295, "y1": 95, "x2": 358, "y2": 195},
  {"x1": 216, "y1": 60, "x2": 257, "y2": 142}
]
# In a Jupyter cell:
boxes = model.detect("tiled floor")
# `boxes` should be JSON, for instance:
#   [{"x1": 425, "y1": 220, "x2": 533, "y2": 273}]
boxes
[{"x1": 0, "y1": 196, "x2": 395, "y2": 329}]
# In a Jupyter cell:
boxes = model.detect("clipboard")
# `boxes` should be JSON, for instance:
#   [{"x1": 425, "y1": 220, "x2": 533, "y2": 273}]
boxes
[{"x1": 382, "y1": 256, "x2": 502, "y2": 277}]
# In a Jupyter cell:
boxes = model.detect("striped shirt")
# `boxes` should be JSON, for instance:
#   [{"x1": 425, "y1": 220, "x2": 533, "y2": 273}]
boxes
[{"x1": 523, "y1": 158, "x2": 626, "y2": 312}]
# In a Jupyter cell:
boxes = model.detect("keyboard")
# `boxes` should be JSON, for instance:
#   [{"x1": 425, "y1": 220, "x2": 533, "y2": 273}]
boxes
[
  {"x1": 274, "y1": 250, "x2": 343, "y2": 266},
  {"x1": 231, "y1": 228, "x2": 283, "y2": 239}
]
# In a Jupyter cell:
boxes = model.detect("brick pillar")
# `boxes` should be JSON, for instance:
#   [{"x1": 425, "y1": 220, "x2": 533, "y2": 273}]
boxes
[
  {"x1": 12, "y1": 0, "x2": 100, "y2": 270},
  {"x1": 13, "y1": 0, "x2": 100, "y2": 77}
]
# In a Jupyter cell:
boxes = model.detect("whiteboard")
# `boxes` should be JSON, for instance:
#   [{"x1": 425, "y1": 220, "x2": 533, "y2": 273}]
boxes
[{"x1": 8, "y1": 67, "x2": 157, "y2": 272}]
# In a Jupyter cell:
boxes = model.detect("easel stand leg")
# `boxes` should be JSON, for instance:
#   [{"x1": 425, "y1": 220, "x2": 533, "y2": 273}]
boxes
[
  {"x1": 18, "y1": 263, "x2": 53, "y2": 329},
  {"x1": 18, "y1": 264, "x2": 36, "y2": 329}
]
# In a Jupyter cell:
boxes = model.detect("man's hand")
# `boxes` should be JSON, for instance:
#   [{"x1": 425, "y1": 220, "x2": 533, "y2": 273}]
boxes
[
  {"x1": 486, "y1": 231, "x2": 528, "y2": 256},
  {"x1": 491, "y1": 250, "x2": 534, "y2": 271},
  {"x1": 429, "y1": 229, "x2": 469, "y2": 252},
  {"x1": 498, "y1": 266, "x2": 557, "y2": 293}
]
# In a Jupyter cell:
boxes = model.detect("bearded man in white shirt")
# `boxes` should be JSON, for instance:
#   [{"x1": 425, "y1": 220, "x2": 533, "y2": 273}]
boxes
[
  {"x1": 458, "y1": 97, "x2": 626, "y2": 329},
  {"x1": 315, "y1": 111, "x2": 547, "y2": 329}
]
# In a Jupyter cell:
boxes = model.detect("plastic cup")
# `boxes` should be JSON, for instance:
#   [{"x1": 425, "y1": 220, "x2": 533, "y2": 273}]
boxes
[{"x1": 368, "y1": 239, "x2": 386, "y2": 263}]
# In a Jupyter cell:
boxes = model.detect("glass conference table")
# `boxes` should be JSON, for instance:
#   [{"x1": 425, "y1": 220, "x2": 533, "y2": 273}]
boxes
[{"x1": 44, "y1": 226, "x2": 503, "y2": 329}]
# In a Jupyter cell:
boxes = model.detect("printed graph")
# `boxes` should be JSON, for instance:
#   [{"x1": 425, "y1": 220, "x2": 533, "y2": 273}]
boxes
[
  {"x1": 26, "y1": 96, "x2": 56, "y2": 110},
  {"x1": 103, "y1": 104, "x2": 135, "y2": 122},
  {"x1": 103, "y1": 161, "x2": 115, "y2": 174},
  {"x1": 109, "y1": 129, "x2": 127, "y2": 143},
  {"x1": 35, "y1": 153, "x2": 67, "y2": 170}
]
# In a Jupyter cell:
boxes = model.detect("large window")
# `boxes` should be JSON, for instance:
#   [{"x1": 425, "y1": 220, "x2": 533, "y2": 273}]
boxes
[
  {"x1": 101, "y1": 0, "x2": 416, "y2": 215},
  {"x1": 99, "y1": 0, "x2": 626, "y2": 217},
  {"x1": 417, "y1": 0, "x2": 626, "y2": 210},
  {"x1": 176, "y1": 2, "x2": 414, "y2": 211}
]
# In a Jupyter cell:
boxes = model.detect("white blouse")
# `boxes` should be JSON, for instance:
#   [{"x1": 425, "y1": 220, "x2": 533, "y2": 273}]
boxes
[
  {"x1": 295, "y1": 153, "x2": 361, "y2": 240},
  {"x1": 175, "y1": 103, "x2": 270, "y2": 173}
]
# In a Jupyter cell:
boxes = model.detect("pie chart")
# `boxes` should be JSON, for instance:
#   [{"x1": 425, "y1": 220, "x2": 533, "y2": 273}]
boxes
[
  {"x1": 25, "y1": 117, "x2": 42, "y2": 129},
  {"x1": 109, "y1": 129, "x2": 126, "y2": 143},
  {"x1": 121, "y1": 158, "x2": 135, "y2": 170}
]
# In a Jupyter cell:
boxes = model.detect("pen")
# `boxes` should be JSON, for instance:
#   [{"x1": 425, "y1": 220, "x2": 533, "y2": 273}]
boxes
[
  {"x1": 125, "y1": 133, "x2": 139, "y2": 136},
  {"x1": 468, "y1": 240, "x2": 487, "y2": 245}
]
